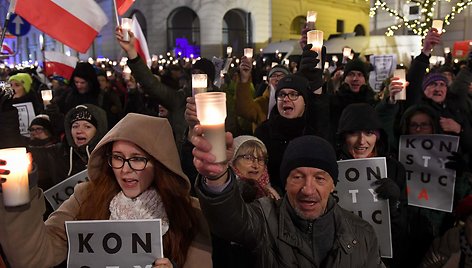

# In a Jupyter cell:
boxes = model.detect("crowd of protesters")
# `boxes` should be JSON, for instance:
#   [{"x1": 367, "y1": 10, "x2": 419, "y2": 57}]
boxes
[{"x1": 0, "y1": 22, "x2": 471, "y2": 268}]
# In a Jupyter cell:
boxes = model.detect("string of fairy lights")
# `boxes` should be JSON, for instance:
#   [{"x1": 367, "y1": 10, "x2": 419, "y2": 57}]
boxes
[{"x1": 368, "y1": 0, "x2": 472, "y2": 37}]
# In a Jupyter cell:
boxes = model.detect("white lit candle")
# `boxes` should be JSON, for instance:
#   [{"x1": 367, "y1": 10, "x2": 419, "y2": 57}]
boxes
[
  {"x1": 332, "y1": 55, "x2": 338, "y2": 63},
  {"x1": 307, "y1": 30, "x2": 323, "y2": 68},
  {"x1": 343, "y1": 47, "x2": 352, "y2": 58},
  {"x1": 444, "y1": 47, "x2": 450, "y2": 54},
  {"x1": 1, "y1": 147, "x2": 29, "y2": 207},
  {"x1": 121, "y1": 18, "x2": 133, "y2": 41},
  {"x1": 306, "y1": 11, "x2": 317, "y2": 30},
  {"x1": 244, "y1": 48, "x2": 253, "y2": 59},
  {"x1": 195, "y1": 92, "x2": 227, "y2": 162},
  {"x1": 393, "y1": 69, "x2": 407, "y2": 101},
  {"x1": 152, "y1": 55, "x2": 158, "y2": 62},
  {"x1": 263, "y1": 75, "x2": 267, "y2": 81},
  {"x1": 123, "y1": 65, "x2": 132, "y2": 81},
  {"x1": 41, "y1": 89, "x2": 53, "y2": 107},
  {"x1": 271, "y1": 62, "x2": 278, "y2": 68},
  {"x1": 192, "y1": 74, "x2": 207, "y2": 96},
  {"x1": 106, "y1": 71, "x2": 112, "y2": 77},
  {"x1": 226, "y1": 46, "x2": 233, "y2": 57},
  {"x1": 432, "y1": 20, "x2": 443, "y2": 34}
]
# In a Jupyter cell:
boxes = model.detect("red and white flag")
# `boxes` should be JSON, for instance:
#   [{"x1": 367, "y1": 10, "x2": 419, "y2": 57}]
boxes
[
  {"x1": 116, "y1": 0, "x2": 134, "y2": 16},
  {"x1": 1, "y1": 43, "x2": 13, "y2": 55},
  {"x1": 14, "y1": 0, "x2": 108, "y2": 53},
  {"x1": 44, "y1": 51, "x2": 78, "y2": 79},
  {"x1": 131, "y1": 15, "x2": 151, "y2": 68}
]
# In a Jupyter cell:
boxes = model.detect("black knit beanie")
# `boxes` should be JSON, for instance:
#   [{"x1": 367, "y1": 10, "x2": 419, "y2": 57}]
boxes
[
  {"x1": 69, "y1": 105, "x2": 98, "y2": 128},
  {"x1": 342, "y1": 58, "x2": 368, "y2": 80},
  {"x1": 280, "y1": 135, "x2": 339, "y2": 186},
  {"x1": 337, "y1": 103, "x2": 382, "y2": 134},
  {"x1": 193, "y1": 58, "x2": 216, "y2": 83},
  {"x1": 30, "y1": 115, "x2": 54, "y2": 135},
  {"x1": 275, "y1": 74, "x2": 310, "y2": 100}
]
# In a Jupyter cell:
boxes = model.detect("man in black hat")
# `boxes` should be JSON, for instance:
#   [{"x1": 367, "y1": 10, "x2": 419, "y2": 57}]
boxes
[{"x1": 192, "y1": 133, "x2": 384, "y2": 267}]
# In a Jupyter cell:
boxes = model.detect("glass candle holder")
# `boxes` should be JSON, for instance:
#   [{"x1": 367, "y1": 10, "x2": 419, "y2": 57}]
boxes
[
  {"x1": 192, "y1": 74, "x2": 207, "y2": 96},
  {"x1": 244, "y1": 48, "x2": 253, "y2": 59},
  {"x1": 432, "y1": 20, "x2": 443, "y2": 34},
  {"x1": 41, "y1": 89, "x2": 53, "y2": 107},
  {"x1": 121, "y1": 18, "x2": 133, "y2": 41},
  {"x1": 307, "y1": 30, "x2": 323, "y2": 68},
  {"x1": 0, "y1": 147, "x2": 29, "y2": 207},
  {"x1": 195, "y1": 92, "x2": 227, "y2": 163},
  {"x1": 306, "y1": 11, "x2": 317, "y2": 30},
  {"x1": 393, "y1": 69, "x2": 406, "y2": 101},
  {"x1": 226, "y1": 46, "x2": 233, "y2": 57}
]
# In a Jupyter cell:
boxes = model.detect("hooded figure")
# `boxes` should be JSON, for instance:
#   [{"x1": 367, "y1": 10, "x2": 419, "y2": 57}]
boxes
[
  {"x1": 58, "y1": 62, "x2": 102, "y2": 113},
  {"x1": 63, "y1": 104, "x2": 108, "y2": 176},
  {"x1": 0, "y1": 113, "x2": 212, "y2": 268}
]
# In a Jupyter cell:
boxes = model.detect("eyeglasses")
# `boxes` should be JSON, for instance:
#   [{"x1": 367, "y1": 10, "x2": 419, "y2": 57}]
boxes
[
  {"x1": 28, "y1": 127, "x2": 45, "y2": 133},
  {"x1": 408, "y1": 123, "x2": 432, "y2": 130},
  {"x1": 269, "y1": 73, "x2": 285, "y2": 79},
  {"x1": 237, "y1": 154, "x2": 266, "y2": 165},
  {"x1": 276, "y1": 91, "x2": 300, "y2": 101},
  {"x1": 107, "y1": 154, "x2": 149, "y2": 171}
]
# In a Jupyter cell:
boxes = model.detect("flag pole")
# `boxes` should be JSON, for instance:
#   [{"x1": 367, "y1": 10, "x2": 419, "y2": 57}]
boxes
[
  {"x1": 0, "y1": 0, "x2": 16, "y2": 53},
  {"x1": 112, "y1": 0, "x2": 120, "y2": 27}
]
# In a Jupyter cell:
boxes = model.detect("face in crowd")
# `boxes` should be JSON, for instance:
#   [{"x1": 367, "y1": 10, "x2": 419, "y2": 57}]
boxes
[
  {"x1": 71, "y1": 120, "x2": 97, "y2": 147},
  {"x1": 10, "y1": 79, "x2": 26, "y2": 98},
  {"x1": 407, "y1": 112, "x2": 434, "y2": 135},
  {"x1": 424, "y1": 80, "x2": 447, "y2": 104},
  {"x1": 74, "y1": 77, "x2": 90, "y2": 94},
  {"x1": 285, "y1": 167, "x2": 335, "y2": 220},
  {"x1": 344, "y1": 130, "x2": 378, "y2": 159},
  {"x1": 268, "y1": 71, "x2": 286, "y2": 89},
  {"x1": 109, "y1": 140, "x2": 155, "y2": 198},
  {"x1": 232, "y1": 142, "x2": 267, "y2": 181},
  {"x1": 344, "y1": 71, "x2": 365, "y2": 93},
  {"x1": 276, "y1": 88, "x2": 305, "y2": 119},
  {"x1": 29, "y1": 125, "x2": 50, "y2": 141}
]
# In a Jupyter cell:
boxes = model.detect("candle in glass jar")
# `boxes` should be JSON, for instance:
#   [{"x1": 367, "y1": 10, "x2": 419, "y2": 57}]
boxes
[
  {"x1": 195, "y1": 92, "x2": 227, "y2": 162},
  {"x1": 1, "y1": 147, "x2": 29, "y2": 207},
  {"x1": 432, "y1": 20, "x2": 443, "y2": 34},
  {"x1": 192, "y1": 74, "x2": 207, "y2": 96},
  {"x1": 41, "y1": 89, "x2": 53, "y2": 107},
  {"x1": 226, "y1": 46, "x2": 233, "y2": 57},
  {"x1": 244, "y1": 48, "x2": 253, "y2": 59},
  {"x1": 307, "y1": 30, "x2": 323, "y2": 68},
  {"x1": 306, "y1": 11, "x2": 317, "y2": 30},
  {"x1": 393, "y1": 69, "x2": 407, "y2": 101},
  {"x1": 121, "y1": 18, "x2": 133, "y2": 41}
]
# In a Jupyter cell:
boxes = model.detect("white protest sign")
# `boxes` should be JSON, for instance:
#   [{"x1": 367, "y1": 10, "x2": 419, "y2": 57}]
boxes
[
  {"x1": 334, "y1": 157, "x2": 392, "y2": 258},
  {"x1": 368, "y1": 55, "x2": 397, "y2": 92},
  {"x1": 12, "y1": 102, "x2": 35, "y2": 137},
  {"x1": 398, "y1": 134, "x2": 459, "y2": 212},
  {"x1": 66, "y1": 219, "x2": 163, "y2": 268},
  {"x1": 44, "y1": 170, "x2": 88, "y2": 210}
]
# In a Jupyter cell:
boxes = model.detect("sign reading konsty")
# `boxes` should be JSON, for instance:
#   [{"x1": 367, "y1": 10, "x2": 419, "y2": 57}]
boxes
[
  {"x1": 65, "y1": 219, "x2": 163, "y2": 268},
  {"x1": 44, "y1": 169, "x2": 88, "y2": 210},
  {"x1": 335, "y1": 157, "x2": 392, "y2": 258},
  {"x1": 399, "y1": 134, "x2": 459, "y2": 212}
]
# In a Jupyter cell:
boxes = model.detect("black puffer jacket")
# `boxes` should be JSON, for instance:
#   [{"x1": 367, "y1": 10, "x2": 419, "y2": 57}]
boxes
[{"x1": 196, "y1": 171, "x2": 384, "y2": 268}]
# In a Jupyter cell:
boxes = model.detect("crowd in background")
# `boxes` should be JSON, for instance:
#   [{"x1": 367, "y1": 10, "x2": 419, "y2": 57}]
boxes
[{"x1": 0, "y1": 23, "x2": 471, "y2": 268}]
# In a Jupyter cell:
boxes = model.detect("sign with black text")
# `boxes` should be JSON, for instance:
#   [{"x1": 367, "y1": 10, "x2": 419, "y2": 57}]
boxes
[
  {"x1": 399, "y1": 134, "x2": 459, "y2": 212},
  {"x1": 44, "y1": 170, "x2": 88, "y2": 210},
  {"x1": 335, "y1": 157, "x2": 392, "y2": 258},
  {"x1": 65, "y1": 219, "x2": 163, "y2": 268},
  {"x1": 12, "y1": 102, "x2": 35, "y2": 137},
  {"x1": 368, "y1": 55, "x2": 397, "y2": 92}
]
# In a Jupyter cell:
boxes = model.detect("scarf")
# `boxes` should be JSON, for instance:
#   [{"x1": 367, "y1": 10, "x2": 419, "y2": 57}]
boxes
[
  {"x1": 109, "y1": 188, "x2": 169, "y2": 235},
  {"x1": 232, "y1": 165, "x2": 271, "y2": 199}
]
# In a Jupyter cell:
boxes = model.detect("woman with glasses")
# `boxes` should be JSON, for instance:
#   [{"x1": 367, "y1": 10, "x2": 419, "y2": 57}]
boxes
[
  {"x1": 0, "y1": 113, "x2": 212, "y2": 268},
  {"x1": 254, "y1": 74, "x2": 322, "y2": 194}
]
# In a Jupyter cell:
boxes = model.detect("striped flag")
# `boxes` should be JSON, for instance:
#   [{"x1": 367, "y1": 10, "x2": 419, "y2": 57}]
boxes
[
  {"x1": 116, "y1": 0, "x2": 135, "y2": 16},
  {"x1": 14, "y1": 0, "x2": 108, "y2": 53},
  {"x1": 44, "y1": 51, "x2": 78, "y2": 79},
  {"x1": 131, "y1": 15, "x2": 151, "y2": 68}
]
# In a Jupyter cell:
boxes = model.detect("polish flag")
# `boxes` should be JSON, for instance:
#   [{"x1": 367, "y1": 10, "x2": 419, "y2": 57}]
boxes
[
  {"x1": 13, "y1": 0, "x2": 108, "y2": 53},
  {"x1": 131, "y1": 15, "x2": 151, "y2": 68},
  {"x1": 116, "y1": 0, "x2": 135, "y2": 16},
  {"x1": 1, "y1": 43, "x2": 13, "y2": 55},
  {"x1": 44, "y1": 51, "x2": 78, "y2": 79}
]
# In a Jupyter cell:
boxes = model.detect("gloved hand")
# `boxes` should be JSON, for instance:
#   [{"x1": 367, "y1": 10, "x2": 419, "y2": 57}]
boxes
[
  {"x1": 445, "y1": 151, "x2": 467, "y2": 176},
  {"x1": 373, "y1": 177, "x2": 400, "y2": 203},
  {"x1": 45, "y1": 102, "x2": 60, "y2": 114},
  {"x1": 0, "y1": 159, "x2": 9, "y2": 192},
  {"x1": 298, "y1": 44, "x2": 324, "y2": 90}
]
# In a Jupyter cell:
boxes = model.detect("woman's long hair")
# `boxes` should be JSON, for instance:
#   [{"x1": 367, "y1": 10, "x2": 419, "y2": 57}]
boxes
[{"x1": 77, "y1": 147, "x2": 199, "y2": 267}]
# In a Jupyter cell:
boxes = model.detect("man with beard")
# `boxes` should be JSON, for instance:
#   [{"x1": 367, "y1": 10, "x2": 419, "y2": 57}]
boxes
[{"x1": 192, "y1": 134, "x2": 384, "y2": 267}]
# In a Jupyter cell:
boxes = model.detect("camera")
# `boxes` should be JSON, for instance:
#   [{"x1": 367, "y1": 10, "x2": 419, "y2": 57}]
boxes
[{"x1": 0, "y1": 81, "x2": 14, "y2": 99}]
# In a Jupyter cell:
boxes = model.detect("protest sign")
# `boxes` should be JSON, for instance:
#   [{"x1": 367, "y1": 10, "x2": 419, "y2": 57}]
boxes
[
  {"x1": 12, "y1": 102, "x2": 35, "y2": 136},
  {"x1": 44, "y1": 170, "x2": 88, "y2": 210},
  {"x1": 399, "y1": 134, "x2": 459, "y2": 212},
  {"x1": 66, "y1": 219, "x2": 163, "y2": 268},
  {"x1": 368, "y1": 55, "x2": 397, "y2": 92},
  {"x1": 335, "y1": 157, "x2": 392, "y2": 258}
]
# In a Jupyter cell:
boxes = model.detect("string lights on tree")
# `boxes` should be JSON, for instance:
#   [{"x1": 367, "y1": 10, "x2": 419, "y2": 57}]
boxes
[{"x1": 368, "y1": 0, "x2": 472, "y2": 37}]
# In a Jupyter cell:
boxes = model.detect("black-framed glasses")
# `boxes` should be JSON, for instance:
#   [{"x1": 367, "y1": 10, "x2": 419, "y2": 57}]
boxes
[
  {"x1": 107, "y1": 154, "x2": 149, "y2": 171},
  {"x1": 28, "y1": 127, "x2": 45, "y2": 133},
  {"x1": 408, "y1": 123, "x2": 432, "y2": 130},
  {"x1": 276, "y1": 91, "x2": 300, "y2": 101},
  {"x1": 237, "y1": 154, "x2": 266, "y2": 166}
]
